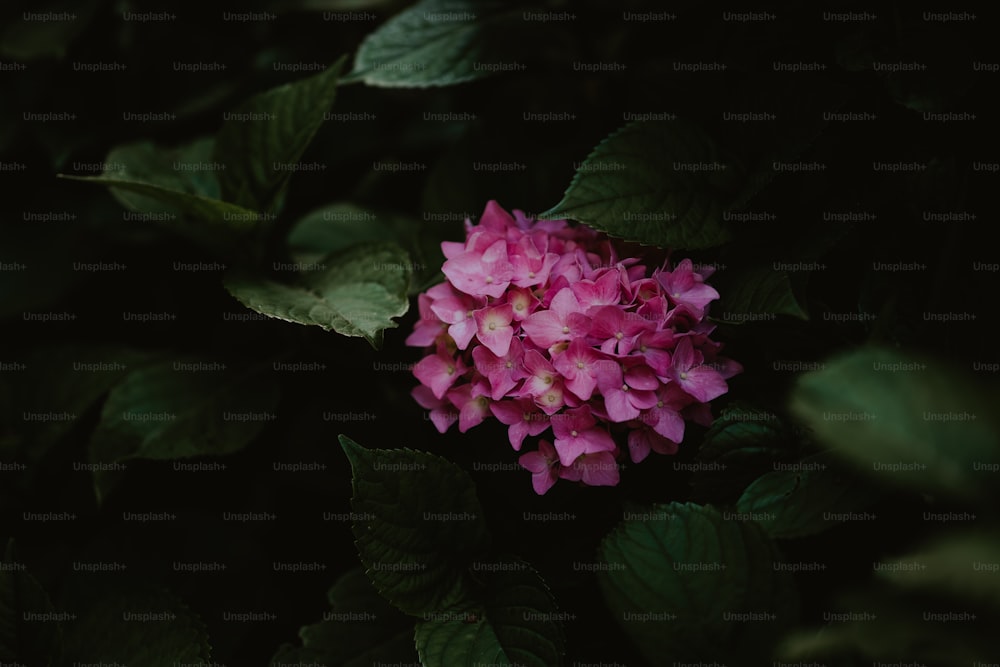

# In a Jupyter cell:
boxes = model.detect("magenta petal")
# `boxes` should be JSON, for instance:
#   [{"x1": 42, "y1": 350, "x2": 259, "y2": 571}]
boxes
[
  {"x1": 448, "y1": 318, "x2": 478, "y2": 350},
  {"x1": 429, "y1": 407, "x2": 458, "y2": 433},
  {"x1": 413, "y1": 353, "x2": 460, "y2": 399},
  {"x1": 603, "y1": 389, "x2": 640, "y2": 422},
  {"x1": 531, "y1": 470, "x2": 558, "y2": 495},
  {"x1": 518, "y1": 450, "x2": 549, "y2": 474},
  {"x1": 457, "y1": 395, "x2": 490, "y2": 433},
  {"x1": 627, "y1": 429, "x2": 652, "y2": 463},
  {"x1": 405, "y1": 320, "x2": 444, "y2": 347},
  {"x1": 679, "y1": 367, "x2": 728, "y2": 403},
  {"x1": 672, "y1": 336, "x2": 698, "y2": 371},
  {"x1": 477, "y1": 326, "x2": 513, "y2": 357},
  {"x1": 564, "y1": 373, "x2": 598, "y2": 401},
  {"x1": 521, "y1": 311, "x2": 565, "y2": 348},
  {"x1": 554, "y1": 436, "x2": 588, "y2": 467},
  {"x1": 651, "y1": 406, "x2": 685, "y2": 442},
  {"x1": 578, "y1": 452, "x2": 620, "y2": 486},
  {"x1": 480, "y1": 199, "x2": 516, "y2": 231},
  {"x1": 628, "y1": 389, "x2": 659, "y2": 410},
  {"x1": 625, "y1": 364, "x2": 659, "y2": 390}
]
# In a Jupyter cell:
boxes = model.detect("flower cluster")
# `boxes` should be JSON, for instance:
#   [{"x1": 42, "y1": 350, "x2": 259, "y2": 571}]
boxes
[{"x1": 406, "y1": 201, "x2": 740, "y2": 494}]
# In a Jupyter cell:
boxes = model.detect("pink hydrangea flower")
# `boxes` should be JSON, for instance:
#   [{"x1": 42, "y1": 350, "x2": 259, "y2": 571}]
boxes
[{"x1": 407, "y1": 201, "x2": 740, "y2": 494}]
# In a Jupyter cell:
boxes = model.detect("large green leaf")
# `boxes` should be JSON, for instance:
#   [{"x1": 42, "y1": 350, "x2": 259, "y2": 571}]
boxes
[
  {"x1": 58, "y1": 139, "x2": 261, "y2": 229},
  {"x1": 340, "y1": 435, "x2": 489, "y2": 615},
  {"x1": 88, "y1": 360, "x2": 280, "y2": 483},
  {"x1": 736, "y1": 460, "x2": 878, "y2": 539},
  {"x1": 711, "y1": 265, "x2": 808, "y2": 323},
  {"x1": 876, "y1": 533, "x2": 1000, "y2": 603},
  {"x1": 540, "y1": 120, "x2": 743, "y2": 249},
  {"x1": 415, "y1": 558, "x2": 564, "y2": 667},
  {"x1": 789, "y1": 347, "x2": 1000, "y2": 499},
  {"x1": 288, "y1": 203, "x2": 443, "y2": 292},
  {"x1": 349, "y1": 0, "x2": 524, "y2": 88},
  {"x1": 224, "y1": 242, "x2": 411, "y2": 348},
  {"x1": 780, "y1": 533, "x2": 1000, "y2": 666},
  {"x1": 598, "y1": 502, "x2": 797, "y2": 664},
  {"x1": 62, "y1": 585, "x2": 210, "y2": 666},
  {"x1": 269, "y1": 568, "x2": 418, "y2": 667},
  {"x1": 15, "y1": 346, "x2": 159, "y2": 472},
  {"x1": 0, "y1": 542, "x2": 62, "y2": 666},
  {"x1": 779, "y1": 583, "x2": 998, "y2": 667},
  {"x1": 690, "y1": 403, "x2": 792, "y2": 503},
  {"x1": 213, "y1": 57, "x2": 346, "y2": 212}
]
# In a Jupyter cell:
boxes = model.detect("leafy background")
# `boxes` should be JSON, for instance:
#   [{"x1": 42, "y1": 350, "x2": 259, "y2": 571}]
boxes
[{"x1": 1, "y1": 0, "x2": 996, "y2": 665}]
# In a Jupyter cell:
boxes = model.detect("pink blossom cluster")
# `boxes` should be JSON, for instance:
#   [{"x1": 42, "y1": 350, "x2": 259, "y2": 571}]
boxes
[{"x1": 406, "y1": 201, "x2": 741, "y2": 494}]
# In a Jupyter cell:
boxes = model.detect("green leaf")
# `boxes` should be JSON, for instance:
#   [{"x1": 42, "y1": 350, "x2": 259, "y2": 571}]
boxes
[
  {"x1": 540, "y1": 120, "x2": 743, "y2": 249},
  {"x1": 17, "y1": 345, "x2": 158, "y2": 464},
  {"x1": 598, "y1": 502, "x2": 797, "y2": 664},
  {"x1": 270, "y1": 568, "x2": 418, "y2": 667},
  {"x1": 711, "y1": 265, "x2": 808, "y2": 323},
  {"x1": 876, "y1": 533, "x2": 1000, "y2": 603},
  {"x1": 288, "y1": 203, "x2": 393, "y2": 259},
  {"x1": 0, "y1": 542, "x2": 62, "y2": 666},
  {"x1": 415, "y1": 558, "x2": 565, "y2": 667},
  {"x1": 414, "y1": 557, "x2": 566, "y2": 667},
  {"x1": 789, "y1": 347, "x2": 1000, "y2": 499},
  {"x1": 778, "y1": 583, "x2": 1000, "y2": 667},
  {"x1": 58, "y1": 139, "x2": 262, "y2": 229},
  {"x1": 224, "y1": 242, "x2": 411, "y2": 348},
  {"x1": 415, "y1": 604, "x2": 505, "y2": 665},
  {"x1": 88, "y1": 361, "x2": 280, "y2": 501},
  {"x1": 691, "y1": 403, "x2": 792, "y2": 503},
  {"x1": 62, "y1": 586, "x2": 210, "y2": 666},
  {"x1": 349, "y1": 0, "x2": 524, "y2": 88},
  {"x1": 339, "y1": 435, "x2": 489, "y2": 615},
  {"x1": 736, "y1": 460, "x2": 878, "y2": 539},
  {"x1": 285, "y1": 0, "x2": 395, "y2": 10},
  {"x1": 213, "y1": 57, "x2": 346, "y2": 212},
  {"x1": 288, "y1": 203, "x2": 442, "y2": 292}
]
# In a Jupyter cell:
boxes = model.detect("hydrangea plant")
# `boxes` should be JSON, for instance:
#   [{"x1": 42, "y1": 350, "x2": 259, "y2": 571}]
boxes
[{"x1": 407, "y1": 201, "x2": 741, "y2": 493}]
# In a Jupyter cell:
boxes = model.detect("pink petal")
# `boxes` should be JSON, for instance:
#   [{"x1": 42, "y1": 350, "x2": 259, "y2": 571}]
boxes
[
  {"x1": 521, "y1": 310, "x2": 567, "y2": 348},
  {"x1": 678, "y1": 367, "x2": 728, "y2": 403},
  {"x1": 413, "y1": 353, "x2": 462, "y2": 399},
  {"x1": 576, "y1": 452, "x2": 620, "y2": 486}
]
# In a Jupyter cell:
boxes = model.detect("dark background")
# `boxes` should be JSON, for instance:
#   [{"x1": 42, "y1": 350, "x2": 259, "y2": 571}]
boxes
[{"x1": 1, "y1": 1, "x2": 995, "y2": 664}]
